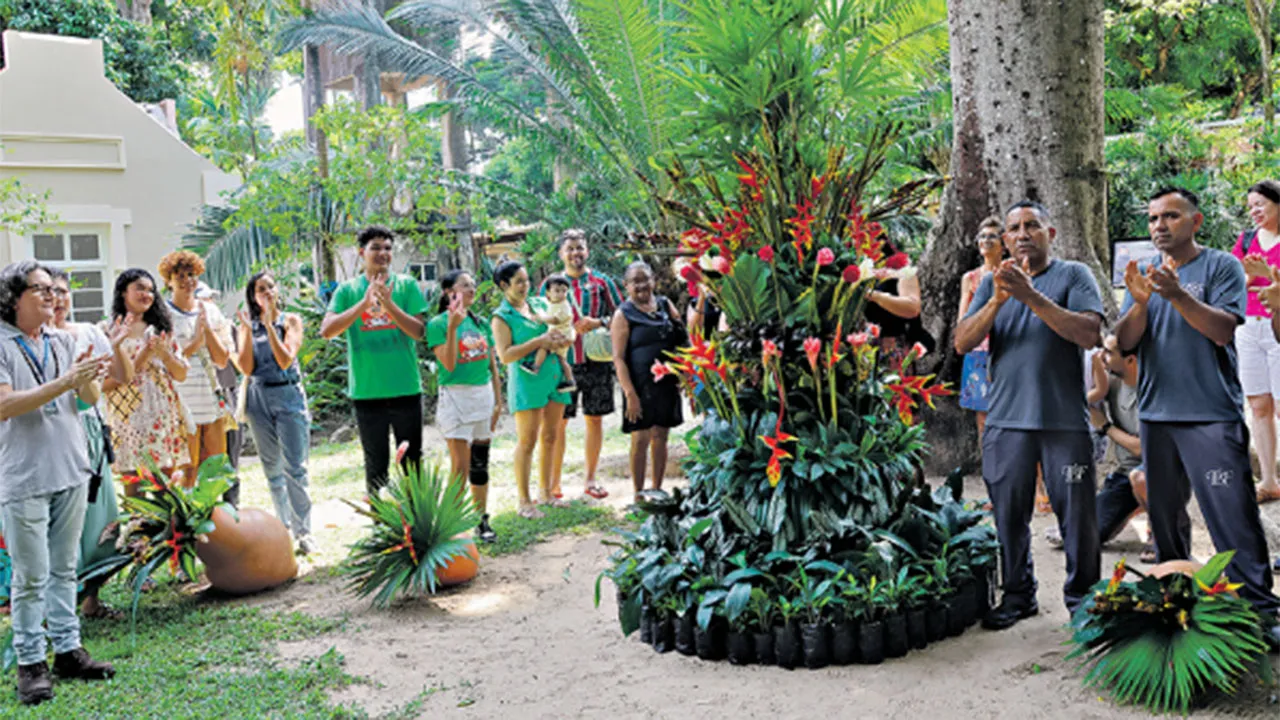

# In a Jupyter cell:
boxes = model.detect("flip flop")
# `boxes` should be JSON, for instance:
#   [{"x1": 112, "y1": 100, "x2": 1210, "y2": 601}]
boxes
[
  {"x1": 1257, "y1": 487, "x2": 1280, "y2": 504},
  {"x1": 584, "y1": 485, "x2": 609, "y2": 499},
  {"x1": 541, "y1": 497, "x2": 571, "y2": 509}
]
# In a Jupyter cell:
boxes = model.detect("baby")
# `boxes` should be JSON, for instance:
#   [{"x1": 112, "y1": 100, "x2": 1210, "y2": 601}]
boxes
[{"x1": 526, "y1": 273, "x2": 578, "y2": 393}]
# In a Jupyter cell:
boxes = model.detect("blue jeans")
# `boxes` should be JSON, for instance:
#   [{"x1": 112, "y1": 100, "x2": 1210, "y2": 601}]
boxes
[
  {"x1": 246, "y1": 382, "x2": 312, "y2": 537},
  {"x1": 1, "y1": 483, "x2": 88, "y2": 665}
]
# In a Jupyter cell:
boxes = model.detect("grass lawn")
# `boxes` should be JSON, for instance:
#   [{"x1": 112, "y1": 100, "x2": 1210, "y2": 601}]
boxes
[{"x1": 0, "y1": 412, "x2": 649, "y2": 717}]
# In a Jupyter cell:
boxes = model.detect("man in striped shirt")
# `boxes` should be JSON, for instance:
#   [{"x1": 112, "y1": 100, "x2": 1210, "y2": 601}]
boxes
[{"x1": 539, "y1": 229, "x2": 622, "y2": 500}]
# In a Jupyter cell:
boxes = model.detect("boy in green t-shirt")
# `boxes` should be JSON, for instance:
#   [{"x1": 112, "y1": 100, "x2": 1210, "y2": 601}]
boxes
[{"x1": 320, "y1": 226, "x2": 428, "y2": 495}]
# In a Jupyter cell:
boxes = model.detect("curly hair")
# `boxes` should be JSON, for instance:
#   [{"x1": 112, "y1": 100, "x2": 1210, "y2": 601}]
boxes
[
  {"x1": 157, "y1": 250, "x2": 206, "y2": 287},
  {"x1": 0, "y1": 260, "x2": 50, "y2": 325}
]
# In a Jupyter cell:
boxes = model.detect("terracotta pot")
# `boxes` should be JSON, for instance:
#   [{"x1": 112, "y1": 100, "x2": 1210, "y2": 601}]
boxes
[
  {"x1": 197, "y1": 506, "x2": 297, "y2": 595},
  {"x1": 436, "y1": 541, "x2": 480, "y2": 587}
]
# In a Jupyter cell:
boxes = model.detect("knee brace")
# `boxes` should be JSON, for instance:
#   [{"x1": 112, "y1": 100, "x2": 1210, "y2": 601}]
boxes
[{"x1": 470, "y1": 443, "x2": 490, "y2": 486}]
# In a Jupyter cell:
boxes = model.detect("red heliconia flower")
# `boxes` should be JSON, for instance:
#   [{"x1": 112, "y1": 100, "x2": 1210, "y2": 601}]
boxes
[
  {"x1": 758, "y1": 246, "x2": 775, "y2": 263},
  {"x1": 712, "y1": 256, "x2": 732, "y2": 275},
  {"x1": 867, "y1": 323, "x2": 881, "y2": 339},
  {"x1": 759, "y1": 429, "x2": 798, "y2": 487},
  {"x1": 816, "y1": 248, "x2": 835, "y2": 267},
  {"x1": 787, "y1": 197, "x2": 815, "y2": 262},
  {"x1": 919, "y1": 382, "x2": 953, "y2": 408},
  {"x1": 681, "y1": 228, "x2": 712, "y2": 256},
  {"x1": 803, "y1": 337, "x2": 821, "y2": 371},
  {"x1": 1107, "y1": 559, "x2": 1127, "y2": 594},
  {"x1": 811, "y1": 174, "x2": 827, "y2": 198},
  {"x1": 735, "y1": 156, "x2": 764, "y2": 202},
  {"x1": 842, "y1": 264, "x2": 861, "y2": 283},
  {"x1": 761, "y1": 339, "x2": 780, "y2": 364},
  {"x1": 885, "y1": 252, "x2": 910, "y2": 270},
  {"x1": 867, "y1": 221, "x2": 884, "y2": 239},
  {"x1": 651, "y1": 360, "x2": 673, "y2": 382}
]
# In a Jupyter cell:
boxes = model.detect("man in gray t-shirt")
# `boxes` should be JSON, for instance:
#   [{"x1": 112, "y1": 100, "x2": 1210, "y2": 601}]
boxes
[
  {"x1": 0, "y1": 261, "x2": 116, "y2": 704},
  {"x1": 1116, "y1": 187, "x2": 1280, "y2": 650},
  {"x1": 956, "y1": 201, "x2": 1104, "y2": 630}
]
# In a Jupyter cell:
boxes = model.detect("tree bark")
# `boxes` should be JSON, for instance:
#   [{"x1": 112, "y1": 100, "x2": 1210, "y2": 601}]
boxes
[
  {"x1": 115, "y1": 0, "x2": 152, "y2": 24},
  {"x1": 917, "y1": 0, "x2": 1109, "y2": 475},
  {"x1": 1247, "y1": 0, "x2": 1275, "y2": 131}
]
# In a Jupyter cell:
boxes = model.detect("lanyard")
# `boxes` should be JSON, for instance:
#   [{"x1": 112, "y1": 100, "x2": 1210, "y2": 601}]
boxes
[{"x1": 14, "y1": 334, "x2": 52, "y2": 384}]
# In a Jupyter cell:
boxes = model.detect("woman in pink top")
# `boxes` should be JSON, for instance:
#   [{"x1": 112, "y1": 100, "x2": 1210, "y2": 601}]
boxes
[{"x1": 1232, "y1": 179, "x2": 1280, "y2": 504}]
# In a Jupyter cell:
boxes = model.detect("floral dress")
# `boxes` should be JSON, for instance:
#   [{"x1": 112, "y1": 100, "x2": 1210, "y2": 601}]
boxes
[{"x1": 101, "y1": 331, "x2": 191, "y2": 474}]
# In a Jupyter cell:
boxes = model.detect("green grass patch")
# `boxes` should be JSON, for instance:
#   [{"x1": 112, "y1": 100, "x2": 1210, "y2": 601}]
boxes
[
  {"x1": 0, "y1": 582, "x2": 363, "y2": 719},
  {"x1": 482, "y1": 502, "x2": 617, "y2": 557}
]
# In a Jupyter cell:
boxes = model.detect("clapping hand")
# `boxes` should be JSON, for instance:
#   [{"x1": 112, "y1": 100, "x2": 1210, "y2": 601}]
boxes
[
  {"x1": 1124, "y1": 259, "x2": 1154, "y2": 306},
  {"x1": 446, "y1": 292, "x2": 466, "y2": 331},
  {"x1": 993, "y1": 257, "x2": 1035, "y2": 303},
  {"x1": 261, "y1": 294, "x2": 279, "y2": 325},
  {"x1": 1147, "y1": 258, "x2": 1185, "y2": 300},
  {"x1": 237, "y1": 309, "x2": 252, "y2": 328},
  {"x1": 1242, "y1": 252, "x2": 1271, "y2": 280},
  {"x1": 67, "y1": 347, "x2": 109, "y2": 391},
  {"x1": 107, "y1": 315, "x2": 133, "y2": 351},
  {"x1": 362, "y1": 273, "x2": 388, "y2": 310},
  {"x1": 1257, "y1": 267, "x2": 1280, "y2": 314}
]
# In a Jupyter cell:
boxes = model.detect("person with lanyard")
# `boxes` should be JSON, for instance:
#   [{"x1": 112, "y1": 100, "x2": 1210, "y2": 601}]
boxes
[
  {"x1": 1115, "y1": 187, "x2": 1280, "y2": 652},
  {"x1": 1231, "y1": 180, "x2": 1280, "y2": 505},
  {"x1": 236, "y1": 272, "x2": 316, "y2": 556},
  {"x1": 955, "y1": 200, "x2": 1104, "y2": 631},
  {"x1": 321, "y1": 226, "x2": 429, "y2": 496},
  {"x1": 158, "y1": 251, "x2": 234, "y2": 486},
  {"x1": 47, "y1": 270, "x2": 133, "y2": 620},
  {"x1": 493, "y1": 260, "x2": 572, "y2": 519},
  {"x1": 539, "y1": 229, "x2": 623, "y2": 501},
  {"x1": 0, "y1": 261, "x2": 116, "y2": 705},
  {"x1": 427, "y1": 270, "x2": 502, "y2": 542}
]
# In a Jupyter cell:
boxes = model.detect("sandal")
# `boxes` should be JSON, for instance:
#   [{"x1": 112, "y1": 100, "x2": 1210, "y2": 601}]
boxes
[
  {"x1": 517, "y1": 504, "x2": 545, "y2": 520},
  {"x1": 1257, "y1": 486, "x2": 1280, "y2": 504},
  {"x1": 541, "y1": 497, "x2": 571, "y2": 509},
  {"x1": 584, "y1": 485, "x2": 609, "y2": 500},
  {"x1": 1140, "y1": 546, "x2": 1157, "y2": 564}
]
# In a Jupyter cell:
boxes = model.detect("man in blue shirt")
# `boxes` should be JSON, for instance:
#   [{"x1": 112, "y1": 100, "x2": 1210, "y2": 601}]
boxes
[
  {"x1": 956, "y1": 201, "x2": 1105, "y2": 630},
  {"x1": 1115, "y1": 187, "x2": 1280, "y2": 651}
]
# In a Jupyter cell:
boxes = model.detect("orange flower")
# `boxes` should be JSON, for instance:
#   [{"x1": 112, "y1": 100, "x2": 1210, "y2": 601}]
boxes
[
  {"x1": 759, "y1": 430, "x2": 798, "y2": 487},
  {"x1": 1107, "y1": 559, "x2": 1127, "y2": 594}
]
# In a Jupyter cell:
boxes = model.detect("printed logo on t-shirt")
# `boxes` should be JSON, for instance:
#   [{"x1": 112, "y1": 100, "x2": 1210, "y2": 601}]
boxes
[
  {"x1": 1181, "y1": 282, "x2": 1205, "y2": 302},
  {"x1": 458, "y1": 329, "x2": 490, "y2": 364},
  {"x1": 361, "y1": 298, "x2": 396, "y2": 332}
]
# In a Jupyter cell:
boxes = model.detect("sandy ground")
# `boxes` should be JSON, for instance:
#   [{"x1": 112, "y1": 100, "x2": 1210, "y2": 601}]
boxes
[{"x1": 235, "y1": 467, "x2": 1280, "y2": 720}]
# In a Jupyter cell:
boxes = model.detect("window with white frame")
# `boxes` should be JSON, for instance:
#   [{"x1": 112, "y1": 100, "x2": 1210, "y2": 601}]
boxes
[{"x1": 31, "y1": 230, "x2": 109, "y2": 323}]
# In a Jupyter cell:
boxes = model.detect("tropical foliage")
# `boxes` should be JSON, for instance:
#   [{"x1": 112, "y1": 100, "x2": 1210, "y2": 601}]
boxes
[
  {"x1": 342, "y1": 457, "x2": 483, "y2": 607},
  {"x1": 1067, "y1": 552, "x2": 1273, "y2": 714},
  {"x1": 595, "y1": 0, "x2": 988, "y2": 655}
]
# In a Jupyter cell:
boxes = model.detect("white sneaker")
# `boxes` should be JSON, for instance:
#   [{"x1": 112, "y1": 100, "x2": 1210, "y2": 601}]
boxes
[{"x1": 296, "y1": 535, "x2": 318, "y2": 556}]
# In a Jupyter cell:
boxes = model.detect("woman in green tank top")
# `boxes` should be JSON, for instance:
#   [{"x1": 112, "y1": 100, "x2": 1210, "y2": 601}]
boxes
[{"x1": 490, "y1": 261, "x2": 572, "y2": 519}]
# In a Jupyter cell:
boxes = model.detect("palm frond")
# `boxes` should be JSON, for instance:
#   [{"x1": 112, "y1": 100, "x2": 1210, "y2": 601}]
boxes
[{"x1": 182, "y1": 205, "x2": 291, "y2": 293}]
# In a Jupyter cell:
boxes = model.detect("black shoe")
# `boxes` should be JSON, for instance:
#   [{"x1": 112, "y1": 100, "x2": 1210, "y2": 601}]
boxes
[
  {"x1": 982, "y1": 598, "x2": 1039, "y2": 631},
  {"x1": 16, "y1": 662, "x2": 53, "y2": 705},
  {"x1": 476, "y1": 515, "x2": 497, "y2": 543},
  {"x1": 53, "y1": 647, "x2": 115, "y2": 681},
  {"x1": 1265, "y1": 623, "x2": 1280, "y2": 654}
]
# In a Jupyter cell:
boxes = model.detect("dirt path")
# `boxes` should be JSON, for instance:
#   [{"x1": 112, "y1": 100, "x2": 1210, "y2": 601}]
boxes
[{"x1": 242, "y1": 475, "x2": 1280, "y2": 720}]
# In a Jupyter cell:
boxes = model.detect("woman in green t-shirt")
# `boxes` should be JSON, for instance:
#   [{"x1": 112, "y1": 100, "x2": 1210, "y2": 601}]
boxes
[
  {"x1": 427, "y1": 270, "x2": 502, "y2": 541},
  {"x1": 490, "y1": 261, "x2": 572, "y2": 519}
]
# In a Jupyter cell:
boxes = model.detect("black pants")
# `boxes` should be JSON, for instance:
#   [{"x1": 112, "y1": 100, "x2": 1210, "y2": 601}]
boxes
[
  {"x1": 1097, "y1": 469, "x2": 1141, "y2": 544},
  {"x1": 353, "y1": 394, "x2": 423, "y2": 496},
  {"x1": 982, "y1": 427, "x2": 1100, "y2": 612},
  {"x1": 1140, "y1": 421, "x2": 1279, "y2": 615}
]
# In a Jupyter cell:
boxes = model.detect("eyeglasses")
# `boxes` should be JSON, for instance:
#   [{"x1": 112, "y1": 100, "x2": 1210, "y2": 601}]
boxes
[
  {"x1": 24, "y1": 284, "x2": 56, "y2": 297},
  {"x1": 977, "y1": 235, "x2": 1001, "y2": 246}
]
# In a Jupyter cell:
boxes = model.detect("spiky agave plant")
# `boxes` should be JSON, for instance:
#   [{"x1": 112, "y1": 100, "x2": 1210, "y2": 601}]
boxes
[
  {"x1": 342, "y1": 459, "x2": 483, "y2": 607},
  {"x1": 1067, "y1": 551, "x2": 1272, "y2": 714}
]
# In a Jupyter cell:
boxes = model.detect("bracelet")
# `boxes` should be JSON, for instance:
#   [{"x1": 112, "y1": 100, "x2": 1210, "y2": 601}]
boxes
[{"x1": 1096, "y1": 421, "x2": 1111, "y2": 436}]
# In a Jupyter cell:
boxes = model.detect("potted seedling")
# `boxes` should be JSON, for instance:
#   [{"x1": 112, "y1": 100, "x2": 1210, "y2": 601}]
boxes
[
  {"x1": 923, "y1": 561, "x2": 951, "y2": 642},
  {"x1": 831, "y1": 571, "x2": 862, "y2": 665},
  {"x1": 788, "y1": 566, "x2": 836, "y2": 669},
  {"x1": 674, "y1": 590, "x2": 696, "y2": 656},
  {"x1": 746, "y1": 587, "x2": 777, "y2": 665},
  {"x1": 902, "y1": 568, "x2": 930, "y2": 650},
  {"x1": 652, "y1": 594, "x2": 680, "y2": 653},
  {"x1": 879, "y1": 569, "x2": 910, "y2": 658},
  {"x1": 693, "y1": 575, "x2": 728, "y2": 661},
  {"x1": 848, "y1": 576, "x2": 886, "y2": 664},
  {"x1": 773, "y1": 595, "x2": 803, "y2": 670}
]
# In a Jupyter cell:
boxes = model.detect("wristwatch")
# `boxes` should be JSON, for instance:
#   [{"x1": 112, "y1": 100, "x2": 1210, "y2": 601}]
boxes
[{"x1": 1096, "y1": 421, "x2": 1112, "y2": 436}]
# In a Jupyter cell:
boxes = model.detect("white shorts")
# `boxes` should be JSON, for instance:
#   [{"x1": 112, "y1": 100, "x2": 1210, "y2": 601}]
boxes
[
  {"x1": 1236, "y1": 316, "x2": 1280, "y2": 398},
  {"x1": 438, "y1": 383, "x2": 495, "y2": 442}
]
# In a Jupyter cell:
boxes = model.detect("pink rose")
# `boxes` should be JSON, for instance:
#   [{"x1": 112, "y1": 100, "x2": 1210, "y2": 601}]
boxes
[
  {"x1": 758, "y1": 246, "x2": 775, "y2": 262},
  {"x1": 842, "y1": 264, "x2": 861, "y2": 283},
  {"x1": 816, "y1": 248, "x2": 835, "y2": 266}
]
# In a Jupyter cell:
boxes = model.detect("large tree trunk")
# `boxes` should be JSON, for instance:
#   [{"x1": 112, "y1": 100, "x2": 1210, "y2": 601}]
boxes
[
  {"x1": 115, "y1": 0, "x2": 152, "y2": 24},
  {"x1": 917, "y1": 0, "x2": 1109, "y2": 475},
  {"x1": 304, "y1": 42, "x2": 336, "y2": 285},
  {"x1": 1247, "y1": 0, "x2": 1275, "y2": 131}
]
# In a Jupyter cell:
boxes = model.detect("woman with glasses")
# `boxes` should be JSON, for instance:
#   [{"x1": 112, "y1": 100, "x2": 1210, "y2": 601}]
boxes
[{"x1": 956, "y1": 215, "x2": 1006, "y2": 438}]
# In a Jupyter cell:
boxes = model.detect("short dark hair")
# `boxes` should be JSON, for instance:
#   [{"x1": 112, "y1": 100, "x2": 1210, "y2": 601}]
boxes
[
  {"x1": 558, "y1": 228, "x2": 588, "y2": 250},
  {"x1": 1248, "y1": 180, "x2": 1280, "y2": 206},
  {"x1": 544, "y1": 273, "x2": 571, "y2": 290},
  {"x1": 357, "y1": 225, "x2": 395, "y2": 248},
  {"x1": 1006, "y1": 200, "x2": 1051, "y2": 221},
  {"x1": 978, "y1": 215, "x2": 1003, "y2": 232},
  {"x1": 0, "y1": 260, "x2": 50, "y2": 325},
  {"x1": 1149, "y1": 186, "x2": 1200, "y2": 209},
  {"x1": 493, "y1": 260, "x2": 525, "y2": 288}
]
